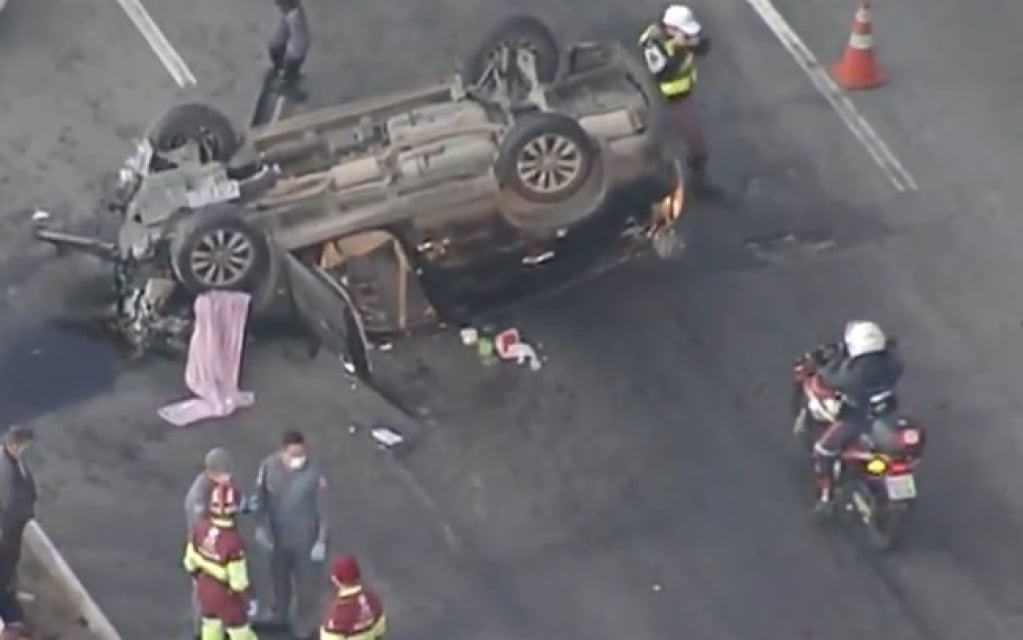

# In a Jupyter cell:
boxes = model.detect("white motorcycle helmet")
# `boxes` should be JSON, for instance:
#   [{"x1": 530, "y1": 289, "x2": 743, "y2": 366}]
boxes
[{"x1": 843, "y1": 320, "x2": 887, "y2": 358}]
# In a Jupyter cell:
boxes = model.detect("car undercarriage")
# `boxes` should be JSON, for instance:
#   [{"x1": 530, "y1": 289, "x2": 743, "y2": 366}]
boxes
[{"x1": 32, "y1": 15, "x2": 687, "y2": 372}]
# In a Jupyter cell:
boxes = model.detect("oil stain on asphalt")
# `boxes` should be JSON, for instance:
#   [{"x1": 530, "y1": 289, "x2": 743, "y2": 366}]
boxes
[{"x1": 0, "y1": 322, "x2": 118, "y2": 427}]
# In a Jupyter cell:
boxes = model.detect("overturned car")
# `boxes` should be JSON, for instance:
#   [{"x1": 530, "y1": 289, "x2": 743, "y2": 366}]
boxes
[{"x1": 34, "y1": 15, "x2": 687, "y2": 376}]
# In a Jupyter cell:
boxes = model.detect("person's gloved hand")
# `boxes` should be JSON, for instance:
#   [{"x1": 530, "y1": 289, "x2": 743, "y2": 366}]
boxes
[
  {"x1": 247, "y1": 599, "x2": 259, "y2": 618},
  {"x1": 254, "y1": 526, "x2": 274, "y2": 551},
  {"x1": 310, "y1": 541, "x2": 326, "y2": 563},
  {"x1": 240, "y1": 494, "x2": 260, "y2": 514},
  {"x1": 811, "y1": 343, "x2": 838, "y2": 366}
]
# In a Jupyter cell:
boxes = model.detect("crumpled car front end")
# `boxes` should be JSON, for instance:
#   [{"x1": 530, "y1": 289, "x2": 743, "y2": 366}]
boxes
[{"x1": 32, "y1": 137, "x2": 273, "y2": 356}]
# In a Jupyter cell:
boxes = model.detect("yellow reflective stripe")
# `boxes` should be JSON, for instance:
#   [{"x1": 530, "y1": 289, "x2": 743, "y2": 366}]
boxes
[
  {"x1": 186, "y1": 543, "x2": 231, "y2": 582},
  {"x1": 660, "y1": 61, "x2": 696, "y2": 96},
  {"x1": 183, "y1": 543, "x2": 200, "y2": 573},
  {"x1": 371, "y1": 614, "x2": 386, "y2": 638},
  {"x1": 644, "y1": 36, "x2": 697, "y2": 97},
  {"x1": 638, "y1": 25, "x2": 658, "y2": 44},
  {"x1": 197, "y1": 555, "x2": 230, "y2": 582},
  {"x1": 660, "y1": 76, "x2": 692, "y2": 96},
  {"x1": 320, "y1": 613, "x2": 386, "y2": 640},
  {"x1": 226, "y1": 558, "x2": 250, "y2": 593}
]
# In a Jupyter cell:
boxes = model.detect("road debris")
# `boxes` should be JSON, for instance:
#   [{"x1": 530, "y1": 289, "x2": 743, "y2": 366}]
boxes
[
  {"x1": 460, "y1": 327, "x2": 479, "y2": 346},
  {"x1": 477, "y1": 336, "x2": 498, "y2": 366},
  {"x1": 158, "y1": 291, "x2": 255, "y2": 427},
  {"x1": 495, "y1": 328, "x2": 542, "y2": 370},
  {"x1": 494, "y1": 328, "x2": 521, "y2": 356},
  {"x1": 371, "y1": 426, "x2": 404, "y2": 448},
  {"x1": 461, "y1": 326, "x2": 543, "y2": 370}
]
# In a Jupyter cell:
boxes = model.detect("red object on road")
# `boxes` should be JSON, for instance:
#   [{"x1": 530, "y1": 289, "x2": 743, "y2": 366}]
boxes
[
  {"x1": 831, "y1": 0, "x2": 887, "y2": 90},
  {"x1": 495, "y1": 328, "x2": 521, "y2": 359}
]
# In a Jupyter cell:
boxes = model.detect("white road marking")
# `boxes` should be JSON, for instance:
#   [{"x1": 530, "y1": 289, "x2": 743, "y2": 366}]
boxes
[
  {"x1": 388, "y1": 459, "x2": 464, "y2": 554},
  {"x1": 113, "y1": 0, "x2": 197, "y2": 88},
  {"x1": 742, "y1": 0, "x2": 918, "y2": 192}
]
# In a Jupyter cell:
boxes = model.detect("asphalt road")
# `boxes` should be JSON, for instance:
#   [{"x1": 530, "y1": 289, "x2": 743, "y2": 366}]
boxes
[{"x1": 3, "y1": 0, "x2": 1023, "y2": 638}]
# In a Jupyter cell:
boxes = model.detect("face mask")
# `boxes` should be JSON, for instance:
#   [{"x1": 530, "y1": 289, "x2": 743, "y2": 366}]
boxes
[{"x1": 287, "y1": 456, "x2": 307, "y2": 470}]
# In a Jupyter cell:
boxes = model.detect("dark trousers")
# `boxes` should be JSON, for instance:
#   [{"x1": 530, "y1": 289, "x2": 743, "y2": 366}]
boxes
[
  {"x1": 0, "y1": 527, "x2": 26, "y2": 623},
  {"x1": 813, "y1": 417, "x2": 865, "y2": 479},
  {"x1": 664, "y1": 96, "x2": 708, "y2": 173}
]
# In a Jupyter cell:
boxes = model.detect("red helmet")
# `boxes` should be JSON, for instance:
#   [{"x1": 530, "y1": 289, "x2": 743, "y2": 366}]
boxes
[
  {"x1": 331, "y1": 555, "x2": 361, "y2": 584},
  {"x1": 209, "y1": 482, "x2": 242, "y2": 518}
]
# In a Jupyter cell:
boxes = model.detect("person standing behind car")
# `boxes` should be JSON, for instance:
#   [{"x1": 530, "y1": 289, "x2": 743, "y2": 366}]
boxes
[
  {"x1": 268, "y1": 0, "x2": 311, "y2": 102},
  {"x1": 639, "y1": 5, "x2": 716, "y2": 195},
  {"x1": 254, "y1": 430, "x2": 329, "y2": 640},
  {"x1": 0, "y1": 426, "x2": 36, "y2": 628}
]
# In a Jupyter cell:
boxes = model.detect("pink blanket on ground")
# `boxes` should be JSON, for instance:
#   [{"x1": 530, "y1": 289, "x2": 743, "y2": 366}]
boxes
[{"x1": 158, "y1": 291, "x2": 255, "y2": 427}]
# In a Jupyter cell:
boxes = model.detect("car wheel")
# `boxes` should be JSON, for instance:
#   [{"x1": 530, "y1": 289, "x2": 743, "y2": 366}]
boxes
[
  {"x1": 147, "y1": 102, "x2": 239, "y2": 164},
  {"x1": 463, "y1": 14, "x2": 560, "y2": 86},
  {"x1": 170, "y1": 207, "x2": 272, "y2": 299},
  {"x1": 496, "y1": 112, "x2": 595, "y2": 204}
]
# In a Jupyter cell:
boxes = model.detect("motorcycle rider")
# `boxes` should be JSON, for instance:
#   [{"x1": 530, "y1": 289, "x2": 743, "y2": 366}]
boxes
[{"x1": 806, "y1": 320, "x2": 904, "y2": 509}]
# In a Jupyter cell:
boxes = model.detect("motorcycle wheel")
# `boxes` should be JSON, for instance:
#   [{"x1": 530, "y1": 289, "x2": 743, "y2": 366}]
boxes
[{"x1": 842, "y1": 480, "x2": 907, "y2": 553}]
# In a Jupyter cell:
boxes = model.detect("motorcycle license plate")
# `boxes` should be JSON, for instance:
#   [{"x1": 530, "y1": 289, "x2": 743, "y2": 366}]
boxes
[{"x1": 885, "y1": 474, "x2": 917, "y2": 501}]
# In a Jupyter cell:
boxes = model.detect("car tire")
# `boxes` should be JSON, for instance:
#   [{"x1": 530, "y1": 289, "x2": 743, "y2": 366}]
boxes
[
  {"x1": 463, "y1": 14, "x2": 561, "y2": 85},
  {"x1": 170, "y1": 206, "x2": 272, "y2": 300},
  {"x1": 496, "y1": 111, "x2": 596, "y2": 204},
  {"x1": 147, "y1": 102, "x2": 240, "y2": 163}
]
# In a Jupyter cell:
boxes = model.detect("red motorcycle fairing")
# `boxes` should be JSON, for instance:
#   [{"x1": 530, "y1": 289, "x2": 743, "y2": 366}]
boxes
[
  {"x1": 792, "y1": 354, "x2": 841, "y2": 418},
  {"x1": 806, "y1": 374, "x2": 837, "y2": 402},
  {"x1": 863, "y1": 414, "x2": 928, "y2": 459},
  {"x1": 792, "y1": 356, "x2": 815, "y2": 383}
]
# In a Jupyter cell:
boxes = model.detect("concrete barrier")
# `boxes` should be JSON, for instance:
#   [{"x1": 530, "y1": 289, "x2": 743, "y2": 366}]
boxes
[{"x1": 22, "y1": 521, "x2": 122, "y2": 640}]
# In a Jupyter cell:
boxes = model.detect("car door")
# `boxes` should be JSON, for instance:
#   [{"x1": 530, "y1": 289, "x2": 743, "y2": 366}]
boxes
[{"x1": 282, "y1": 251, "x2": 372, "y2": 380}]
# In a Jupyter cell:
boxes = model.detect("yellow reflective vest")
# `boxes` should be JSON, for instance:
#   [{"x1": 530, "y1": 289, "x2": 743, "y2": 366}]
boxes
[
  {"x1": 320, "y1": 585, "x2": 387, "y2": 640},
  {"x1": 639, "y1": 25, "x2": 697, "y2": 99},
  {"x1": 182, "y1": 519, "x2": 251, "y2": 595}
]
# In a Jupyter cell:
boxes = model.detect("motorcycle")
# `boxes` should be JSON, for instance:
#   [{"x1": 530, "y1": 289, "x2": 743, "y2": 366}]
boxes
[{"x1": 790, "y1": 344, "x2": 927, "y2": 551}]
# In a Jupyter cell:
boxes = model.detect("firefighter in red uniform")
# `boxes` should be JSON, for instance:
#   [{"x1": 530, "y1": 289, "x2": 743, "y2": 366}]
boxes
[
  {"x1": 183, "y1": 482, "x2": 259, "y2": 640},
  {"x1": 319, "y1": 556, "x2": 386, "y2": 640}
]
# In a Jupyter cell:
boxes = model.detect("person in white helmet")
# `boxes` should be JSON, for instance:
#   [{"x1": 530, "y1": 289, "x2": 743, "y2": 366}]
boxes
[
  {"x1": 638, "y1": 5, "x2": 714, "y2": 193},
  {"x1": 807, "y1": 320, "x2": 904, "y2": 508}
]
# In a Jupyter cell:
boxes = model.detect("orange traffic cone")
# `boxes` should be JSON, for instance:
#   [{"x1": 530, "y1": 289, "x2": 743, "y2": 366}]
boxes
[{"x1": 831, "y1": 0, "x2": 886, "y2": 90}]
